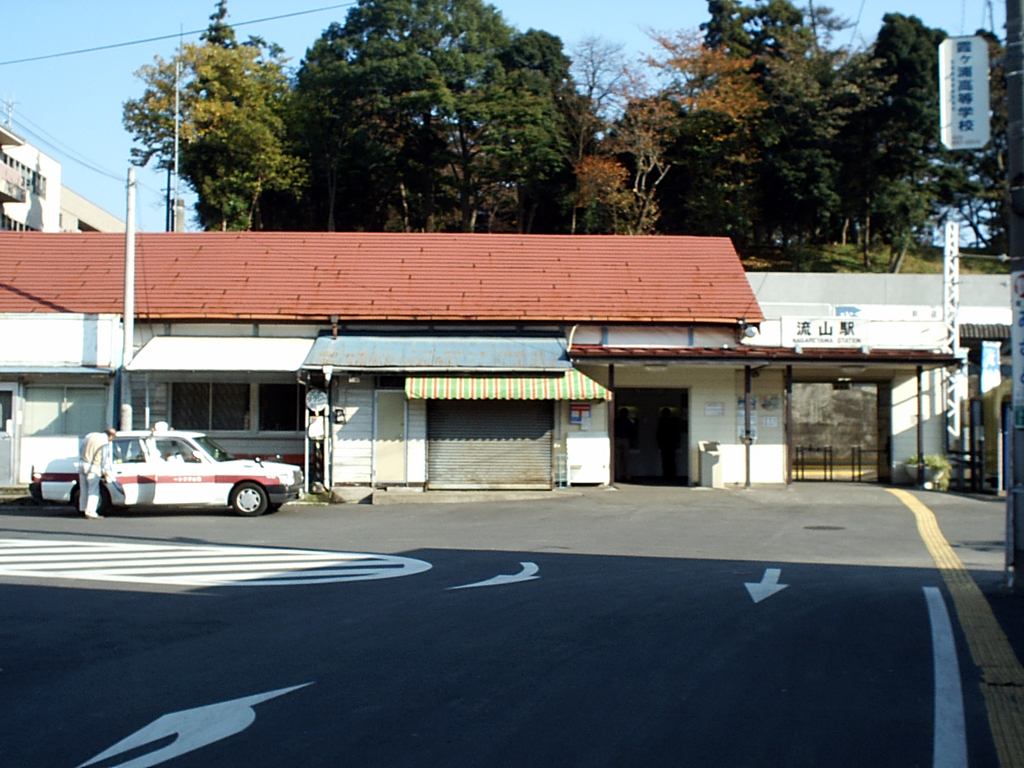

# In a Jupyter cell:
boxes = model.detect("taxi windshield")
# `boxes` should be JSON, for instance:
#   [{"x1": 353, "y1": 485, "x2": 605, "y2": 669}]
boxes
[{"x1": 193, "y1": 436, "x2": 235, "y2": 462}]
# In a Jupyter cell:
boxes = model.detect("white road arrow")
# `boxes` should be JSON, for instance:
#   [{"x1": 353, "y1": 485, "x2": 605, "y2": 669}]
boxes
[
  {"x1": 744, "y1": 568, "x2": 789, "y2": 603},
  {"x1": 448, "y1": 561, "x2": 540, "y2": 590},
  {"x1": 77, "y1": 683, "x2": 312, "y2": 768}
]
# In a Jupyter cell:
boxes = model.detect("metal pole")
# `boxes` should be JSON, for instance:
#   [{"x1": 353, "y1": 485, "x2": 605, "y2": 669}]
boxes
[
  {"x1": 918, "y1": 365, "x2": 925, "y2": 489},
  {"x1": 121, "y1": 168, "x2": 136, "y2": 431},
  {"x1": 608, "y1": 364, "x2": 616, "y2": 484},
  {"x1": 785, "y1": 364, "x2": 793, "y2": 487},
  {"x1": 1008, "y1": 0, "x2": 1024, "y2": 581},
  {"x1": 744, "y1": 365, "x2": 752, "y2": 489},
  {"x1": 173, "y1": 59, "x2": 182, "y2": 231}
]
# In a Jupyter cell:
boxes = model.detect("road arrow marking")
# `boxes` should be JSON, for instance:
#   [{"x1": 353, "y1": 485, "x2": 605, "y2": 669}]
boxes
[
  {"x1": 448, "y1": 561, "x2": 540, "y2": 590},
  {"x1": 77, "y1": 683, "x2": 312, "y2": 768},
  {"x1": 744, "y1": 568, "x2": 789, "y2": 603}
]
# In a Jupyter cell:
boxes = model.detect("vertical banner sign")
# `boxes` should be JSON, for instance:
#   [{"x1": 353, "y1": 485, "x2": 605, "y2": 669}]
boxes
[
  {"x1": 1013, "y1": 273, "x2": 1024, "y2": 428},
  {"x1": 939, "y1": 36, "x2": 990, "y2": 150},
  {"x1": 981, "y1": 340, "x2": 1002, "y2": 394}
]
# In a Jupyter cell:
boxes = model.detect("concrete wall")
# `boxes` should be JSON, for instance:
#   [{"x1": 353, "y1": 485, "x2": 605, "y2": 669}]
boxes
[
  {"x1": 891, "y1": 369, "x2": 946, "y2": 482},
  {"x1": 2, "y1": 143, "x2": 61, "y2": 231},
  {"x1": 748, "y1": 273, "x2": 1011, "y2": 323},
  {"x1": 59, "y1": 186, "x2": 124, "y2": 233}
]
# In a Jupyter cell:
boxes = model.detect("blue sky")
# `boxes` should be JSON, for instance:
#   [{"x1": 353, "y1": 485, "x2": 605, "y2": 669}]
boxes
[{"x1": 0, "y1": 1, "x2": 1000, "y2": 233}]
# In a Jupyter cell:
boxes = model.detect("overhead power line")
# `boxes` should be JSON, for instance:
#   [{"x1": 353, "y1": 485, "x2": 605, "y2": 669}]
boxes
[{"x1": 0, "y1": 3, "x2": 355, "y2": 67}]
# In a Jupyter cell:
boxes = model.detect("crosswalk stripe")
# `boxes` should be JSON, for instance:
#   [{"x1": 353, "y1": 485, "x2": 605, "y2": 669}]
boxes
[{"x1": 0, "y1": 538, "x2": 431, "y2": 587}]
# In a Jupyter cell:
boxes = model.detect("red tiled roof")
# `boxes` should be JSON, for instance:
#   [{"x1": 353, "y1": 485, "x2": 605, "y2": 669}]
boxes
[{"x1": 0, "y1": 232, "x2": 762, "y2": 324}]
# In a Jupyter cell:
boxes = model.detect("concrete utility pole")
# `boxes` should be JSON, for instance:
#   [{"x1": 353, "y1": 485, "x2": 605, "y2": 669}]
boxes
[
  {"x1": 1007, "y1": 0, "x2": 1024, "y2": 583},
  {"x1": 121, "y1": 167, "x2": 136, "y2": 431}
]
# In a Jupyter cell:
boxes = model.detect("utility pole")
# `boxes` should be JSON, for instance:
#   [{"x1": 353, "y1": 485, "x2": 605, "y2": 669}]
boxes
[
  {"x1": 121, "y1": 167, "x2": 136, "y2": 431},
  {"x1": 1007, "y1": 0, "x2": 1024, "y2": 584}
]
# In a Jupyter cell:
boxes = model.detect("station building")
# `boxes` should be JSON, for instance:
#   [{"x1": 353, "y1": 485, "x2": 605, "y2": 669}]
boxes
[{"x1": 0, "y1": 232, "x2": 976, "y2": 495}]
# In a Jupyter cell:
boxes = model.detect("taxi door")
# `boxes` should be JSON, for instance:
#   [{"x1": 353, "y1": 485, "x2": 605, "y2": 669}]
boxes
[
  {"x1": 108, "y1": 437, "x2": 156, "y2": 505},
  {"x1": 152, "y1": 437, "x2": 215, "y2": 505}
]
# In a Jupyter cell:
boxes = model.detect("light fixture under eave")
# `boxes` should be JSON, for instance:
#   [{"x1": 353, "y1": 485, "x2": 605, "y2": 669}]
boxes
[
  {"x1": 839, "y1": 366, "x2": 866, "y2": 374},
  {"x1": 644, "y1": 363, "x2": 669, "y2": 372}
]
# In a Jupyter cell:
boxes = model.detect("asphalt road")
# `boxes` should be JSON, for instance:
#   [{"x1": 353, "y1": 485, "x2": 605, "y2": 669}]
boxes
[{"x1": 0, "y1": 483, "x2": 1014, "y2": 767}]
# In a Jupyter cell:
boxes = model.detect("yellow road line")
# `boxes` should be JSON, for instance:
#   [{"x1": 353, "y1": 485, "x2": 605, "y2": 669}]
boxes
[{"x1": 888, "y1": 488, "x2": 1024, "y2": 767}]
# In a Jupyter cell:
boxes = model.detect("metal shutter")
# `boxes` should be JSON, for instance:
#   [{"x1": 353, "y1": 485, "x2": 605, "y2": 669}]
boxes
[{"x1": 427, "y1": 400, "x2": 553, "y2": 489}]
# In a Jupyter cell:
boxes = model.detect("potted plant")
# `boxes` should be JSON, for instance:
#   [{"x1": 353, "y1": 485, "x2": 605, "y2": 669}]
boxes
[{"x1": 904, "y1": 454, "x2": 951, "y2": 491}]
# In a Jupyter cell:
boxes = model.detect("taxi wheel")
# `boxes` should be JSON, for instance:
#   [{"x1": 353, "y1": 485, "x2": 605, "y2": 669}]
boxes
[{"x1": 230, "y1": 482, "x2": 269, "y2": 517}]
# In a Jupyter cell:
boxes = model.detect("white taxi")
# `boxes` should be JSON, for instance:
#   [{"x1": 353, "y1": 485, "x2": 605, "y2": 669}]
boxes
[{"x1": 31, "y1": 430, "x2": 303, "y2": 517}]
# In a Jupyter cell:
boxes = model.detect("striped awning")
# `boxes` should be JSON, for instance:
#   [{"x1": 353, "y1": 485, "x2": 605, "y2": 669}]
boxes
[{"x1": 406, "y1": 370, "x2": 612, "y2": 400}]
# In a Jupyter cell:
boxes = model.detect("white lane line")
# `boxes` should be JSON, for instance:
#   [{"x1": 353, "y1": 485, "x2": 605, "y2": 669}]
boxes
[
  {"x1": 0, "y1": 538, "x2": 431, "y2": 587},
  {"x1": 923, "y1": 586, "x2": 968, "y2": 768}
]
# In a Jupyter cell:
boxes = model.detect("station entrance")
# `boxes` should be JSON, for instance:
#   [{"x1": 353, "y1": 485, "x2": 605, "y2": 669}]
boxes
[
  {"x1": 613, "y1": 388, "x2": 689, "y2": 485},
  {"x1": 790, "y1": 382, "x2": 890, "y2": 483}
]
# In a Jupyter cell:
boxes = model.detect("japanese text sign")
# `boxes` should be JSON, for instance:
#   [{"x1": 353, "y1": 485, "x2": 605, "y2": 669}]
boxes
[
  {"x1": 781, "y1": 317, "x2": 865, "y2": 347},
  {"x1": 940, "y1": 36, "x2": 990, "y2": 150}
]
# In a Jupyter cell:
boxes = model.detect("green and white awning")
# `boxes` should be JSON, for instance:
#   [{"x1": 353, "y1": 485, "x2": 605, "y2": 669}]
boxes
[{"x1": 406, "y1": 370, "x2": 611, "y2": 401}]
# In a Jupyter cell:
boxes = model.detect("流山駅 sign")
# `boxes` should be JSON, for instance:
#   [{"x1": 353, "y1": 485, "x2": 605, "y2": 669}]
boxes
[
  {"x1": 781, "y1": 317, "x2": 865, "y2": 347},
  {"x1": 939, "y1": 36, "x2": 990, "y2": 150}
]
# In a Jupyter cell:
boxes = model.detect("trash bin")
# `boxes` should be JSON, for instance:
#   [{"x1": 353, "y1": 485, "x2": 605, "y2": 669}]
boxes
[{"x1": 698, "y1": 441, "x2": 723, "y2": 488}]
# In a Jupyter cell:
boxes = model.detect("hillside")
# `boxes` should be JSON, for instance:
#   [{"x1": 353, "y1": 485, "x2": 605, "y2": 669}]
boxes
[{"x1": 740, "y1": 244, "x2": 1010, "y2": 275}]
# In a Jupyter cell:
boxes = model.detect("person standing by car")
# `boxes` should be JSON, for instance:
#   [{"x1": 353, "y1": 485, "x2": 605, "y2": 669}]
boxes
[{"x1": 79, "y1": 428, "x2": 116, "y2": 519}]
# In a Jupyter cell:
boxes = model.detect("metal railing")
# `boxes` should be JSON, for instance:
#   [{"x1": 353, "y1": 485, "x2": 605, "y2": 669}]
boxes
[{"x1": 795, "y1": 446, "x2": 879, "y2": 482}]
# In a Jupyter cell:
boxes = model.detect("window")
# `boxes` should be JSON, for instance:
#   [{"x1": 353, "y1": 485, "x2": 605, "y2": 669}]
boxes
[
  {"x1": 171, "y1": 383, "x2": 249, "y2": 431},
  {"x1": 23, "y1": 386, "x2": 106, "y2": 436},
  {"x1": 155, "y1": 438, "x2": 201, "y2": 463},
  {"x1": 258, "y1": 384, "x2": 301, "y2": 432},
  {"x1": 112, "y1": 438, "x2": 147, "y2": 464}
]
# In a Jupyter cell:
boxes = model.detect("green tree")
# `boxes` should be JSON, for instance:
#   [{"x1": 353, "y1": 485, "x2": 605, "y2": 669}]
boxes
[
  {"x1": 293, "y1": 0, "x2": 569, "y2": 233},
  {"x1": 840, "y1": 13, "x2": 946, "y2": 269},
  {"x1": 123, "y1": 1, "x2": 306, "y2": 231}
]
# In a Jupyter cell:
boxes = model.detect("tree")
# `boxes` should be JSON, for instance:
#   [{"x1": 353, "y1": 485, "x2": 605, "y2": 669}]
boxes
[
  {"x1": 293, "y1": 0, "x2": 570, "y2": 233},
  {"x1": 650, "y1": 29, "x2": 765, "y2": 242},
  {"x1": 123, "y1": 1, "x2": 305, "y2": 230},
  {"x1": 559, "y1": 37, "x2": 624, "y2": 233},
  {"x1": 607, "y1": 69, "x2": 679, "y2": 234}
]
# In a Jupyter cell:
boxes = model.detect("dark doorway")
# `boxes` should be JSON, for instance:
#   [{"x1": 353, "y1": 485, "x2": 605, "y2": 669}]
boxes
[{"x1": 614, "y1": 389, "x2": 689, "y2": 485}]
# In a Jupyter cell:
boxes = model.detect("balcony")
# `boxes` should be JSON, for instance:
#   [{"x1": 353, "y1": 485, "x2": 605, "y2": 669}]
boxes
[{"x1": 0, "y1": 162, "x2": 25, "y2": 204}]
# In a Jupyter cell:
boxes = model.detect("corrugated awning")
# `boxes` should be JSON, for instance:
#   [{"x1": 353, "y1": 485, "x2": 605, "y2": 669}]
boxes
[
  {"x1": 960, "y1": 323, "x2": 1009, "y2": 341},
  {"x1": 126, "y1": 337, "x2": 315, "y2": 372},
  {"x1": 302, "y1": 335, "x2": 571, "y2": 373},
  {"x1": 406, "y1": 370, "x2": 611, "y2": 400}
]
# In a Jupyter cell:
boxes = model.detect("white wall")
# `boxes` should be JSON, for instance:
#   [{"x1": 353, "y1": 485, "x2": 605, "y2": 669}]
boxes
[
  {"x1": 3, "y1": 143, "x2": 61, "y2": 232},
  {"x1": 590, "y1": 364, "x2": 788, "y2": 485},
  {"x1": 407, "y1": 398, "x2": 427, "y2": 484},
  {"x1": 891, "y1": 370, "x2": 946, "y2": 482},
  {"x1": 0, "y1": 314, "x2": 122, "y2": 367}
]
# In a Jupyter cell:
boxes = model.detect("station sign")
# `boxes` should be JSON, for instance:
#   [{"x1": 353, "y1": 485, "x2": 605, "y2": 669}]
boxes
[{"x1": 781, "y1": 317, "x2": 866, "y2": 347}]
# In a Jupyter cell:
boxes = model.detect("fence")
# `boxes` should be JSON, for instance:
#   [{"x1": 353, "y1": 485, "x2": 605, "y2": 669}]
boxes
[{"x1": 794, "y1": 446, "x2": 879, "y2": 482}]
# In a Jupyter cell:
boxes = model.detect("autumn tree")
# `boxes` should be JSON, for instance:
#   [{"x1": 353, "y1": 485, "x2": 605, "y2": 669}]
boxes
[{"x1": 123, "y1": 1, "x2": 305, "y2": 230}]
